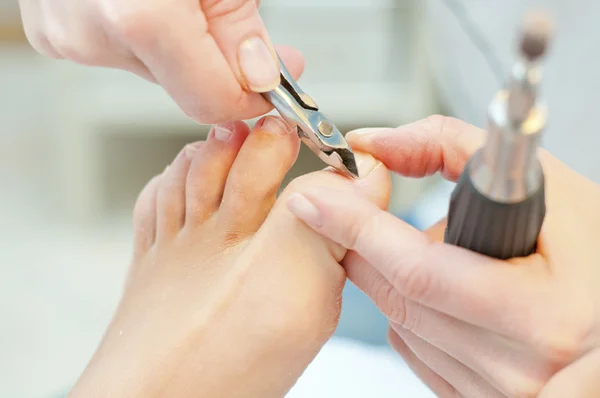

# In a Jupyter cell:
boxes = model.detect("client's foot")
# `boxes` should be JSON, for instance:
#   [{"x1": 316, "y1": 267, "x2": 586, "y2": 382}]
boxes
[{"x1": 71, "y1": 117, "x2": 391, "y2": 398}]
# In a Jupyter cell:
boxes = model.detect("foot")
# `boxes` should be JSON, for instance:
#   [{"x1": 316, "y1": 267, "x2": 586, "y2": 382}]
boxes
[{"x1": 70, "y1": 116, "x2": 391, "y2": 398}]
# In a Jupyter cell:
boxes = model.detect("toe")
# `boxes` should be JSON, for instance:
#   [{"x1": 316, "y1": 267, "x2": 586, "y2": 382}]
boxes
[
  {"x1": 133, "y1": 173, "x2": 162, "y2": 259},
  {"x1": 156, "y1": 142, "x2": 202, "y2": 240},
  {"x1": 185, "y1": 121, "x2": 251, "y2": 226},
  {"x1": 217, "y1": 116, "x2": 299, "y2": 242},
  {"x1": 234, "y1": 152, "x2": 391, "y2": 345},
  {"x1": 273, "y1": 151, "x2": 391, "y2": 262}
]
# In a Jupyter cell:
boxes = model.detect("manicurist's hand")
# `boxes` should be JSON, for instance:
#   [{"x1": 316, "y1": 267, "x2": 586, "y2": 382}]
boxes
[
  {"x1": 19, "y1": 0, "x2": 303, "y2": 123},
  {"x1": 286, "y1": 116, "x2": 600, "y2": 397}
]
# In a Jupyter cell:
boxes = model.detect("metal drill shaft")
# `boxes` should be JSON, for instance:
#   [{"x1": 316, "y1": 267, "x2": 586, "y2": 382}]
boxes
[{"x1": 444, "y1": 10, "x2": 552, "y2": 259}]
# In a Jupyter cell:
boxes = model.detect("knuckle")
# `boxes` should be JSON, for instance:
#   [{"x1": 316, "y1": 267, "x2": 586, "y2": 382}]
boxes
[
  {"x1": 390, "y1": 242, "x2": 436, "y2": 301},
  {"x1": 102, "y1": 4, "x2": 159, "y2": 47},
  {"x1": 391, "y1": 260, "x2": 429, "y2": 301},
  {"x1": 424, "y1": 114, "x2": 462, "y2": 134},
  {"x1": 375, "y1": 284, "x2": 421, "y2": 333},
  {"x1": 374, "y1": 282, "x2": 407, "y2": 325},
  {"x1": 424, "y1": 114, "x2": 448, "y2": 131}
]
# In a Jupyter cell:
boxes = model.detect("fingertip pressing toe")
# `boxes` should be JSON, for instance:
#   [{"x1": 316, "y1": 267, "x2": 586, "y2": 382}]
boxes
[
  {"x1": 352, "y1": 152, "x2": 390, "y2": 209},
  {"x1": 262, "y1": 150, "x2": 391, "y2": 265}
]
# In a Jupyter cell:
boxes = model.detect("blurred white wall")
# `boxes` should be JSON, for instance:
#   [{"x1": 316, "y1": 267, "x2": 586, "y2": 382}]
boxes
[
  {"x1": 425, "y1": 0, "x2": 600, "y2": 183},
  {"x1": 0, "y1": 0, "x2": 19, "y2": 21}
]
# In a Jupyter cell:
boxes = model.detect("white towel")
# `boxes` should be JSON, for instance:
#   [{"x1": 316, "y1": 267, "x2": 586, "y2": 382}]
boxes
[{"x1": 287, "y1": 337, "x2": 435, "y2": 398}]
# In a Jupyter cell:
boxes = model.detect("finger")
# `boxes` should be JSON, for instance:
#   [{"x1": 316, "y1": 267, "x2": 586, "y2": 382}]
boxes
[
  {"x1": 205, "y1": 0, "x2": 279, "y2": 92},
  {"x1": 393, "y1": 309, "x2": 550, "y2": 398},
  {"x1": 387, "y1": 328, "x2": 458, "y2": 397},
  {"x1": 287, "y1": 186, "x2": 550, "y2": 343},
  {"x1": 393, "y1": 327, "x2": 504, "y2": 398},
  {"x1": 114, "y1": 4, "x2": 303, "y2": 124},
  {"x1": 345, "y1": 251, "x2": 549, "y2": 397},
  {"x1": 346, "y1": 115, "x2": 485, "y2": 181}
]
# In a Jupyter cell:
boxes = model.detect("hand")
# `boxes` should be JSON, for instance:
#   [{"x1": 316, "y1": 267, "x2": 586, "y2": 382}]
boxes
[
  {"x1": 285, "y1": 115, "x2": 600, "y2": 397},
  {"x1": 19, "y1": 0, "x2": 304, "y2": 123}
]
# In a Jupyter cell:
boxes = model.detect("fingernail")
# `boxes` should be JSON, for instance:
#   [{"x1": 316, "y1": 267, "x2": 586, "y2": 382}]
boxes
[
  {"x1": 238, "y1": 36, "x2": 280, "y2": 92},
  {"x1": 356, "y1": 154, "x2": 380, "y2": 176},
  {"x1": 260, "y1": 116, "x2": 289, "y2": 135},
  {"x1": 214, "y1": 125, "x2": 232, "y2": 141},
  {"x1": 286, "y1": 193, "x2": 323, "y2": 228}
]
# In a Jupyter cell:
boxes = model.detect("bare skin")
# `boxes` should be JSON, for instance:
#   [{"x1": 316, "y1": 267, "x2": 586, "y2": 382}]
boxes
[
  {"x1": 69, "y1": 115, "x2": 391, "y2": 398},
  {"x1": 287, "y1": 116, "x2": 600, "y2": 398},
  {"x1": 19, "y1": 0, "x2": 301, "y2": 123}
]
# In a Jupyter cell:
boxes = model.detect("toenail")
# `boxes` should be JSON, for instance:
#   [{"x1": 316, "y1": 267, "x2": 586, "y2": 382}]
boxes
[
  {"x1": 356, "y1": 154, "x2": 381, "y2": 176},
  {"x1": 214, "y1": 125, "x2": 233, "y2": 141},
  {"x1": 286, "y1": 193, "x2": 323, "y2": 228},
  {"x1": 260, "y1": 116, "x2": 290, "y2": 135}
]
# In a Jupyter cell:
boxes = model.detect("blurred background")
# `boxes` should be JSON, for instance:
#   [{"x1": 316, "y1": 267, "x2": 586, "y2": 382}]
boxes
[{"x1": 1, "y1": 0, "x2": 599, "y2": 397}]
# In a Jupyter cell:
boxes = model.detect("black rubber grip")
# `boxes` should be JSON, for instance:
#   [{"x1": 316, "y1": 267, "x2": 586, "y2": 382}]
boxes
[{"x1": 444, "y1": 162, "x2": 546, "y2": 260}]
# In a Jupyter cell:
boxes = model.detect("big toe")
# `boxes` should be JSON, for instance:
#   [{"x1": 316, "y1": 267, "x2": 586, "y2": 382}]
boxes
[
  {"x1": 239, "y1": 152, "x2": 390, "y2": 339},
  {"x1": 216, "y1": 116, "x2": 300, "y2": 242}
]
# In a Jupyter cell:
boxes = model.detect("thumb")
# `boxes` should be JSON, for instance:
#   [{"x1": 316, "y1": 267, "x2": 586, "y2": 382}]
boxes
[
  {"x1": 204, "y1": 0, "x2": 281, "y2": 93},
  {"x1": 121, "y1": 1, "x2": 304, "y2": 123},
  {"x1": 346, "y1": 115, "x2": 486, "y2": 182}
]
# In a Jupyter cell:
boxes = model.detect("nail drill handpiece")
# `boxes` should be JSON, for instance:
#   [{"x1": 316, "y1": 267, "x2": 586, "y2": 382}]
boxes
[{"x1": 444, "y1": 11, "x2": 553, "y2": 259}]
